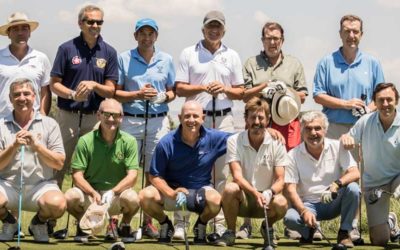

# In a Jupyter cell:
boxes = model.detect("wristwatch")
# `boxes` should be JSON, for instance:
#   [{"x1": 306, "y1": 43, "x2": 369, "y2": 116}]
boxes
[
  {"x1": 68, "y1": 90, "x2": 76, "y2": 101},
  {"x1": 334, "y1": 179, "x2": 343, "y2": 188}
]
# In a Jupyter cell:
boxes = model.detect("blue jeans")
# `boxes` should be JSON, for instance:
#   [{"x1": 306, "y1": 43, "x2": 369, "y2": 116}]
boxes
[{"x1": 284, "y1": 182, "x2": 360, "y2": 239}]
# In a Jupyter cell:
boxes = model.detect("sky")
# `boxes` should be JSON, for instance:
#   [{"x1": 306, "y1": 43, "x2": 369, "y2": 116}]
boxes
[{"x1": 0, "y1": 0, "x2": 399, "y2": 121}]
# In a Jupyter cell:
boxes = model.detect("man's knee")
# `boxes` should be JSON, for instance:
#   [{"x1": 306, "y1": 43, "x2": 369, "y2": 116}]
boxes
[
  {"x1": 139, "y1": 186, "x2": 158, "y2": 208},
  {"x1": 205, "y1": 189, "x2": 221, "y2": 214},
  {"x1": 222, "y1": 182, "x2": 240, "y2": 198},
  {"x1": 39, "y1": 191, "x2": 67, "y2": 218},
  {"x1": 370, "y1": 224, "x2": 390, "y2": 246},
  {"x1": 344, "y1": 182, "x2": 360, "y2": 197},
  {"x1": 119, "y1": 189, "x2": 139, "y2": 209},
  {"x1": 270, "y1": 194, "x2": 288, "y2": 218}
]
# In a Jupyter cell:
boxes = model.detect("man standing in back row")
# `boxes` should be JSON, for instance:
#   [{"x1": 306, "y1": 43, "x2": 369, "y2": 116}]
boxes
[
  {"x1": 50, "y1": 4, "x2": 118, "y2": 189},
  {"x1": 175, "y1": 10, "x2": 244, "y2": 239}
]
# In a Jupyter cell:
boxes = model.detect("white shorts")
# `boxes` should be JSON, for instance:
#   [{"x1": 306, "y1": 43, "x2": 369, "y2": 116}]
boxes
[{"x1": 0, "y1": 180, "x2": 60, "y2": 212}]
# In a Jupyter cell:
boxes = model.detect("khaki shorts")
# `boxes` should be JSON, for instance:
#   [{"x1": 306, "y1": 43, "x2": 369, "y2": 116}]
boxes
[
  {"x1": 0, "y1": 180, "x2": 60, "y2": 212},
  {"x1": 364, "y1": 175, "x2": 400, "y2": 227},
  {"x1": 238, "y1": 190, "x2": 269, "y2": 218},
  {"x1": 67, "y1": 187, "x2": 137, "y2": 216}
]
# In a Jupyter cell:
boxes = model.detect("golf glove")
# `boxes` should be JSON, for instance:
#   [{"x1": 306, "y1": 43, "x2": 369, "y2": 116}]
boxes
[
  {"x1": 394, "y1": 185, "x2": 400, "y2": 200},
  {"x1": 261, "y1": 81, "x2": 287, "y2": 99},
  {"x1": 262, "y1": 189, "x2": 273, "y2": 205},
  {"x1": 101, "y1": 190, "x2": 114, "y2": 205},
  {"x1": 321, "y1": 182, "x2": 339, "y2": 203},
  {"x1": 176, "y1": 192, "x2": 187, "y2": 208},
  {"x1": 150, "y1": 92, "x2": 167, "y2": 104},
  {"x1": 352, "y1": 106, "x2": 370, "y2": 118}
]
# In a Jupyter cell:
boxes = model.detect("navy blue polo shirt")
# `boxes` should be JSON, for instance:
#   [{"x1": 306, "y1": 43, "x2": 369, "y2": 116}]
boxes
[
  {"x1": 149, "y1": 125, "x2": 231, "y2": 189},
  {"x1": 51, "y1": 33, "x2": 118, "y2": 112}
]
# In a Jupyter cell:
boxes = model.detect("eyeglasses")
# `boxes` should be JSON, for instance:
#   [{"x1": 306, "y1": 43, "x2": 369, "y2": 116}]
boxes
[
  {"x1": 100, "y1": 111, "x2": 121, "y2": 119},
  {"x1": 83, "y1": 19, "x2": 104, "y2": 26},
  {"x1": 262, "y1": 36, "x2": 282, "y2": 43}
]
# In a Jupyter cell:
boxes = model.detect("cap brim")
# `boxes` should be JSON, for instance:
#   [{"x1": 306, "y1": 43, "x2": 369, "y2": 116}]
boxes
[
  {"x1": 271, "y1": 88, "x2": 301, "y2": 126},
  {"x1": 203, "y1": 18, "x2": 225, "y2": 26},
  {"x1": 0, "y1": 21, "x2": 38, "y2": 36},
  {"x1": 135, "y1": 24, "x2": 158, "y2": 32}
]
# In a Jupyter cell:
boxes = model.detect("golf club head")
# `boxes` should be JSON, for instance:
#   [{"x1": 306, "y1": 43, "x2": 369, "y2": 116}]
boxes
[
  {"x1": 8, "y1": 247, "x2": 21, "y2": 250},
  {"x1": 135, "y1": 228, "x2": 142, "y2": 240},
  {"x1": 352, "y1": 237, "x2": 365, "y2": 245},
  {"x1": 109, "y1": 242, "x2": 125, "y2": 250},
  {"x1": 263, "y1": 246, "x2": 275, "y2": 250},
  {"x1": 52, "y1": 229, "x2": 68, "y2": 239},
  {"x1": 332, "y1": 243, "x2": 347, "y2": 250},
  {"x1": 206, "y1": 232, "x2": 220, "y2": 243}
]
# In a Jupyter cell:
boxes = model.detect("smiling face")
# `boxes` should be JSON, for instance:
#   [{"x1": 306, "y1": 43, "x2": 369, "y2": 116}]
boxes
[
  {"x1": 302, "y1": 117, "x2": 326, "y2": 149},
  {"x1": 8, "y1": 24, "x2": 30, "y2": 45},
  {"x1": 245, "y1": 109, "x2": 269, "y2": 137},
  {"x1": 79, "y1": 10, "x2": 103, "y2": 40},
  {"x1": 98, "y1": 99, "x2": 123, "y2": 132},
  {"x1": 9, "y1": 82, "x2": 35, "y2": 114},
  {"x1": 202, "y1": 21, "x2": 225, "y2": 44},
  {"x1": 375, "y1": 87, "x2": 398, "y2": 121},
  {"x1": 179, "y1": 101, "x2": 205, "y2": 135},
  {"x1": 134, "y1": 26, "x2": 158, "y2": 50},
  {"x1": 340, "y1": 20, "x2": 363, "y2": 50}
]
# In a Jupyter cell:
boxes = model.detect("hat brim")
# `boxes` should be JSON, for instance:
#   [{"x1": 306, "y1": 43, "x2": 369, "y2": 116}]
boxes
[
  {"x1": 271, "y1": 88, "x2": 301, "y2": 126},
  {"x1": 203, "y1": 18, "x2": 225, "y2": 26},
  {"x1": 0, "y1": 21, "x2": 38, "y2": 36}
]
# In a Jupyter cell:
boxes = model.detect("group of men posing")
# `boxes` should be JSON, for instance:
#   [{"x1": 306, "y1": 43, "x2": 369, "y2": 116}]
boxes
[{"x1": 0, "y1": 4, "x2": 399, "y2": 249}]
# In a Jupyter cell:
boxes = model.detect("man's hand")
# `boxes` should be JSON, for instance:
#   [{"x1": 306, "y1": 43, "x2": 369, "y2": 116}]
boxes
[
  {"x1": 302, "y1": 209, "x2": 317, "y2": 228},
  {"x1": 352, "y1": 105, "x2": 370, "y2": 118},
  {"x1": 321, "y1": 182, "x2": 339, "y2": 203},
  {"x1": 340, "y1": 134, "x2": 356, "y2": 150},
  {"x1": 176, "y1": 192, "x2": 187, "y2": 208},
  {"x1": 344, "y1": 98, "x2": 365, "y2": 110},
  {"x1": 90, "y1": 191, "x2": 102, "y2": 205},
  {"x1": 267, "y1": 128, "x2": 286, "y2": 145},
  {"x1": 261, "y1": 80, "x2": 287, "y2": 99},
  {"x1": 75, "y1": 81, "x2": 97, "y2": 101},
  {"x1": 14, "y1": 130, "x2": 38, "y2": 150},
  {"x1": 101, "y1": 190, "x2": 115, "y2": 205},
  {"x1": 262, "y1": 189, "x2": 273, "y2": 207},
  {"x1": 150, "y1": 92, "x2": 167, "y2": 104},
  {"x1": 206, "y1": 81, "x2": 225, "y2": 96},
  {"x1": 139, "y1": 84, "x2": 157, "y2": 100}
]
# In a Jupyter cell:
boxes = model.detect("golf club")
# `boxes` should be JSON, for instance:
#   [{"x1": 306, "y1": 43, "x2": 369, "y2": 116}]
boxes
[
  {"x1": 182, "y1": 206, "x2": 189, "y2": 250},
  {"x1": 136, "y1": 100, "x2": 150, "y2": 240},
  {"x1": 315, "y1": 225, "x2": 347, "y2": 250},
  {"x1": 8, "y1": 146, "x2": 25, "y2": 250},
  {"x1": 53, "y1": 111, "x2": 84, "y2": 240},
  {"x1": 109, "y1": 241, "x2": 125, "y2": 250},
  {"x1": 353, "y1": 143, "x2": 365, "y2": 245},
  {"x1": 262, "y1": 205, "x2": 274, "y2": 250},
  {"x1": 206, "y1": 95, "x2": 220, "y2": 243}
]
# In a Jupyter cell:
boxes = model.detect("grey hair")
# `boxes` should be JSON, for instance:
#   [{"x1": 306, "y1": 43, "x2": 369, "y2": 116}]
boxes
[
  {"x1": 78, "y1": 5, "x2": 104, "y2": 22},
  {"x1": 300, "y1": 111, "x2": 329, "y2": 133},
  {"x1": 98, "y1": 98, "x2": 123, "y2": 114},
  {"x1": 9, "y1": 78, "x2": 35, "y2": 95}
]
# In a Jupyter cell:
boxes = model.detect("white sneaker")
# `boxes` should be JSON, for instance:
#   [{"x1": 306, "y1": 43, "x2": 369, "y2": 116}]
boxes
[
  {"x1": 29, "y1": 222, "x2": 49, "y2": 243},
  {"x1": 173, "y1": 222, "x2": 185, "y2": 240},
  {"x1": 0, "y1": 222, "x2": 18, "y2": 241},
  {"x1": 389, "y1": 212, "x2": 400, "y2": 242},
  {"x1": 349, "y1": 227, "x2": 361, "y2": 242},
  {"x1": 215, "y1": 223, "x2": 227, "y2": 237}
]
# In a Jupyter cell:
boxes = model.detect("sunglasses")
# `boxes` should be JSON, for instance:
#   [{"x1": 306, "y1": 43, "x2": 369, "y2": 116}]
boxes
[
  {"x1": 83, "y1": 19, "x2": 104, "y2": 26},
  {"x1": 101, "y1": 111, "x2": 121, "y2": 119}
]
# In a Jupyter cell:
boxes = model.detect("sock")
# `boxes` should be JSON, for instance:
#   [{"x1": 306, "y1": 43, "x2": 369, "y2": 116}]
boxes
[
  {"x1": 2, "y1": 211, "x2": 16, "y2": 224},
  {"x1": 352, "y1": 218, "x2": 358, "y2": 229},
  {"x1": 31, "y1": 213, "x2": 46, "y2": 225},
  {"x1": 159, "y1": 216, "x2": 169, "y2": 225}
]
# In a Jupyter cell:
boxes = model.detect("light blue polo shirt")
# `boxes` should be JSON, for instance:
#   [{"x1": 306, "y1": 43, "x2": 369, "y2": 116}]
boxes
[
  {"x1": 349, "y1": 111, "x2": 400, "y2": 187},
  {"x1": 313, "y1": 48, "x2": 384, "y2": 124},
  {"x1": 117, "y1": 47, "x2": 175, "y2": 115}
]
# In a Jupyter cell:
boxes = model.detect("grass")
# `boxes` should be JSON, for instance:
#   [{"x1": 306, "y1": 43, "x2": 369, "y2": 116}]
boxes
[{"x1": 3, "y1": 170, "x2": 400, "y2": 249}]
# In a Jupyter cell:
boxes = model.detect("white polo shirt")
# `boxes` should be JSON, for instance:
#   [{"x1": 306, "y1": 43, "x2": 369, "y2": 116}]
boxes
[
  {"x1": 175, "y1": 40, "x2": 243, "y2": 111},
  {"x1": 0, "y1": 46, "x2": 51, "y2": 118},
  {"x1": 226, "y1": 130, "x2": 289, "y2": 191},
  {"x1": 285, "y1": 138, "x2": 356, "y2": 203}
]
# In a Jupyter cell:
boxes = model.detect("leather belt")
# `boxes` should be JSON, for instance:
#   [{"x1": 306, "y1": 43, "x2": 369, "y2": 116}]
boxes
[
  {"x1": 204, "y1": 108, "x2": 231, "y2": 117},
  {"x1": 124, "y1": 112, "x2": 167, "y2": 118},
  {"x1": 60, "y1": 108, "x2": 97, "y2": 115}
]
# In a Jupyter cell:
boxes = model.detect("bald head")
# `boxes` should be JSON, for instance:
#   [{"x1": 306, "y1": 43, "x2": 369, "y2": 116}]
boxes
[
  {"x1": 99, "y1": 98, "x2": 123, "y2": 114},
  {"x1": 180, "y1": 101, "x2": 203, "y2": 116}
]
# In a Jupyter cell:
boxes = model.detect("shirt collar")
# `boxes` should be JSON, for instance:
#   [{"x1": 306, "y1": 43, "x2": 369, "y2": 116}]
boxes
[
  {"x1": 1, "y1": 46, "x2": 33, "y2": 58},
  {"x1": 196, "y1": 40, "x2": 227, "y2": 54},
  {"x1": 242, "y1": 129, "x2": 273, "y2": 148},
  {"x1": 174, "y1": 125, "x2": 206, "y2": 143},
  {"x1": 5, "y1": 111, "x2": 42, "y2": 126},
  {"x1": 337, "y1": 47, "x2": 362, "y2": 65},
  {"x1": 94, "y1": 128, "x2": 122, "y2": 143},
  {"x1": 132, "y1": 47, "x2": 161, "y2": 65},
  {"x1": 78, "y1": 32, "x2": 103, "y2": 48},
  {"x1": 299, "y1": 139, "x2": 329, "y2": 156}
]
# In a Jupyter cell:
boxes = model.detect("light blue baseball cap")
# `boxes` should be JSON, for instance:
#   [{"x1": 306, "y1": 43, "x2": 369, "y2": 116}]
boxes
[{"x1": 135, "y1": 18, "x2": 158, "y2": 32}]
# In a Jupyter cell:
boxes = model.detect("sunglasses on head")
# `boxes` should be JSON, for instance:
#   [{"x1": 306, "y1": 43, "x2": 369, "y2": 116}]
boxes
[{"x1": 83, "y1": 19, "x2": 104, "y2": 26}]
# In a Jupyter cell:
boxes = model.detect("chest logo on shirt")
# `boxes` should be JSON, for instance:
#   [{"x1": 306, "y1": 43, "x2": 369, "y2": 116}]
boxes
[
  {"x1": 71, "y1": 56, "x2": 82, "y2": 65},
  {"x1": 36, "y1": 133, "x2": 42, "y2": 141},
  {"x1": 96, "y1": 58, "x2": 107, "y2": 69},
  {"x1": 157, "y1": 65, "x2": 163, "y2": 73},
  {"x1": 116, "y1": 152, "x2": 124, "y2": 160}
]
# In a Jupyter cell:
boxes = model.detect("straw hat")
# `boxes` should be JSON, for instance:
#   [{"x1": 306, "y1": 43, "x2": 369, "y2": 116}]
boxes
[
  {"x1": 271, "y1": 87, "x2": 301, "y2": 126},
  {"x1": 0, "y1": 12, "x2": 38, "y2": 36}
]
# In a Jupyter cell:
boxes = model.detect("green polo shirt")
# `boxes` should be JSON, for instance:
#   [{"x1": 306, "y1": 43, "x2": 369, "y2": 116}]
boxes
[
  {"x1": 71, "y1": 129, "x2": 139, "y2": 190},
  {"x1": 243, "y1": 51, "x2": 308, "y2": 94}
]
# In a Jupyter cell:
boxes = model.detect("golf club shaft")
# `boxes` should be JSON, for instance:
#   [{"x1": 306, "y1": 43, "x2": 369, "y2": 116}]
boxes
[
  {"x1": 17, "y1": 146, "x2": 25, "y2": 247},
  {"x1": 264, "y1": 206, "x2": 272, "y2": 247},
  {"x1": 139, "y1": 100, "x2": 149, "y2": 228},
  {"x1": 316, "y1": 226, "x2": 334, "y2": 247},
  {"x1": 183, "y1": 206, "x2": 189, "y2": 250},
  {"x1": 357, "y1": 143, "x2": 363, "y2": 239}
]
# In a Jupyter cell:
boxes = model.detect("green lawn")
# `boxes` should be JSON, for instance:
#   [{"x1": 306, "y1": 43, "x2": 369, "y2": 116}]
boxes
[{"x1": 3, "y1": 171, "x2": 400, "y2": 249}]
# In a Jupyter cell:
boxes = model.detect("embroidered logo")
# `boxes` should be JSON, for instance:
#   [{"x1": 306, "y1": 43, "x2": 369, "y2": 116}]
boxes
[
  {"x1": 157, "y1": 65, "x2": 163, "y2": 74},
  {"x1": 96, "y1": 58, "x2": 107, "y2": 69},
  {"x1": 71, "y1": 56, "x2": 81, "y2": 65},
  {"x1": 116, "y1": 152, "x2": 124, "y2": 160}
]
